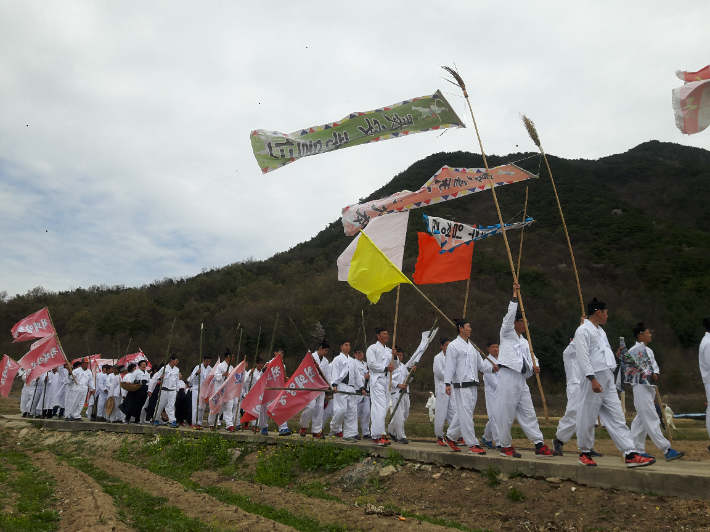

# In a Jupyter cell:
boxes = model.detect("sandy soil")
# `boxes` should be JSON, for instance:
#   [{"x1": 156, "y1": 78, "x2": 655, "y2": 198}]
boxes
[
  {"x1": 32, "y1": 451, "x2": 132, "y2": 532},
  {"x1": 92, "y1": 455, "x2": 295, "y2": 531},
  {"x1": 193, "y1": 470, "x2": 450, "y2": 531}
]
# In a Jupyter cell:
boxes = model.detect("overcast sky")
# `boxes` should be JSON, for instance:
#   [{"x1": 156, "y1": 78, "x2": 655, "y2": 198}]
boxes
[{"x1": 1, "y1": 1, "x2": 708, "y2": 297}]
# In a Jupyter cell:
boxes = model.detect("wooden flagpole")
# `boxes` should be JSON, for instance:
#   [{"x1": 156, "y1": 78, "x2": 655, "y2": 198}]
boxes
[
  {"x1": 521, "y1": 115, "x2": 585, "y2": 317},
  {"x1": 196, "y1": 323, "x2": 204, "y2": 422},
  {"x1": 516, "y1": 187, "x2": 529, "y2": 279},
  {"x1": 655, "y1": 385, "x2": 674, "y2": 446},
  {"x1": 443, "y1": 66, "x2": 549, "y2": 424},
  {"x1": 289, "y1": 317, "x2": 310, "y2": 352},
  {"x1": 232, "y1": 328, "x2": 245, "y2": 429},
  {"x1": 46, "y1": 311, "x2": 77, "y2": 385},
  {"x1": 389, "y1": 286, "x2": 401, "y2": 392}
]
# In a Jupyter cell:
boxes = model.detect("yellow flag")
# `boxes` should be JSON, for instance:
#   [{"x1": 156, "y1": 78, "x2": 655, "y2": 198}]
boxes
[{"x1": 347, "y1": 231, "x2": 411, "y2": 303}]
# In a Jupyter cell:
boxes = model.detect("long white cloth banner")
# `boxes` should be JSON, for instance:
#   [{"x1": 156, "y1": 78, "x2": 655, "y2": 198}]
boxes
[{"x1": 424, "y1": 214, "x2": 534, "y2": 253}]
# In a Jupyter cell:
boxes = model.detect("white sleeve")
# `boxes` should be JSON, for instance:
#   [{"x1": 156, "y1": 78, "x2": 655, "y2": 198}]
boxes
[
  {"x1": 366, "y1": 345, "x2": 385, "y2": 373},
  {"x1": 433, "y1": 355, "x2": 445, "y2": 381},
  {"x1": 575, "y1": 327, "x2": 594, "y2": 378}
]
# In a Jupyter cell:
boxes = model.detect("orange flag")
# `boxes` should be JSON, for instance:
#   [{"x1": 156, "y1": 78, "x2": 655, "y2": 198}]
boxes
[{"x1": 412, "y1": 232, "x2": 473, "y2": 285}]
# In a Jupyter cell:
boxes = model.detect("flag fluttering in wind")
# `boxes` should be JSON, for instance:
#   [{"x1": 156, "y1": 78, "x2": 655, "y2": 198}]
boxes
[
  {"x1": 346, "y1": 231, "x2": 411, "y2": 304},
  {"x1": 240, "y1": 354, "x2": 286, "y2": 423},
  {"x1": 424, "y1": 214, "x2": 535, "y2": 253},
  {"x1": 116, "y1": 350, "x2": 152, "y2": 370},
  {"x1": 341, "y1": 164, "x2": 536, "y2": 236},
  {"x1": 17, "y1": 335, "x2": 65, "y2": 382},
  {"x1": 251, "y1": 91, "x2": 465, "y2": 173},
  {"x1": 337, "y1": 211, "x2": 409, "y2": 281},
  {"x1": 673, "y1": 65, "x2": 710, "y2": 135},
  {"x1": 209, "y1": 360, "x2": 246, "y2": 415},
  {"x1": 267, "y1": 351, "x2": 329, "y2": 425},
  {"x1": 11, "y1": 308, "x2": 55, "y2": 343},
  {"x1": 198, "y1": 357, "x2": 220, "y2": 404},
  {"x1": 676, "y1": 65, "x2": 710, "y2": 83},
  {"x1": 0, "y1": 355, "x2": 21, "y2": 398},
  {"x1": 412, "y1": 232, "x2": 474, "y2": 285}
]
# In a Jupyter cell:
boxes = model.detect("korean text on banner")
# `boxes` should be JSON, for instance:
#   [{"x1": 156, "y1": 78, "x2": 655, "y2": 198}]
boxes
[
  {"x1": 240, "y1": 355, "x2": 286, "y2": 423},
  {"x1": 18, "y1": 335, "x2": 65, "y2": 381},
  {"x1": 341, "y1": 164, "x2": 536, "y2": 236},
  {"x1": 424, "y1": 214, "x2": 534, "y2": 253},
  {"x1": 267, "y1": 352, "x2": 329, "y2": 426},
  {"x1": 0, "y1": 355, "x2": 21, "y2": 398},
  {"x1": 11, "y1": 307, "x2": 55, "y2": 343},
  {"x1": 209, "y1": 360, "x2": 246, "y2": 414},
  {"x1": 251, "y1": 90, "x2": 464, "y2": 173}
]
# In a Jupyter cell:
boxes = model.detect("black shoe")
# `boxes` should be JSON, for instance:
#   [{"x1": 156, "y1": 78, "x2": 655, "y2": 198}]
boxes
[
  {"x1": 553, "y1": 438, "x2": 564, "y2": 456},
  {"x1": 388, "y1": 432, "x2": 399, "y2": 443},
  {"x1": 589, "y1": 448, "x2": 603, "y2": 458},
  {"x1": 21, "y1": 413, "x2": 28, "y2": 418}
]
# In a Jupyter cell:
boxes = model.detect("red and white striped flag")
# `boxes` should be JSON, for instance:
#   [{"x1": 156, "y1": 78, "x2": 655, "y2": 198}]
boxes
[
  {"x1": 267, "y1": 352, "x2": 329, "y2": 426},
  {"x1": 208, "y1": 360, "x2": 246, "y2": 414},
  {"x1": 11, "y1": 308, "x2": 55, "y2": 343},
  {"x1": 0, "y1": 355, "x2": 21, "y2": 398}
]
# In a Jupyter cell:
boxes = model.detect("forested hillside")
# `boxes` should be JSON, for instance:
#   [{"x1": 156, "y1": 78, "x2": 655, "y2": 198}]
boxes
[{"x1": 2, "y1": 141, "x2": 709, "y2": 393}]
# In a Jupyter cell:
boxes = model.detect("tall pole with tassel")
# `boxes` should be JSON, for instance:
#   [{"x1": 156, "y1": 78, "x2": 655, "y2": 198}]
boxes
[{"x1": 443, "y1": 66, "x2": 549, "y2": 424}]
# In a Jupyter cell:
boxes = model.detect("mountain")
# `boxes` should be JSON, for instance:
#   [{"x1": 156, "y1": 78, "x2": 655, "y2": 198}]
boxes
[{"x1": 2, "y1": 141, "x2": 709, "y2": 393}]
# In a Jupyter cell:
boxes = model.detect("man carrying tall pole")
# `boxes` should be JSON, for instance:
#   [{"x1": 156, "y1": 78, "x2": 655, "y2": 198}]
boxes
[
  {"x1": 367, "y1": 327, "x2": 396, "y2": 446},
  {"x1": 188, "y1": 354, "x2": 212, "y2": 429}
]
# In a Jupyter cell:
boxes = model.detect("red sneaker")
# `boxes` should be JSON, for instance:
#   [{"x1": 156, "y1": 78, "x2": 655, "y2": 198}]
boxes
[
  {"x1": 468, "y1": 445, "x2": 486, "y2": 455},
  {"x1": 578, "y1": 453, "x2": 597, "y2": 466},
  {"x1": 227, "y1": 426, "x2": 235, "y2": 432},
  {"x1": 535, "y1": 444, "x2": 559, "y2": 457},
  {"x1": 299, "y1": 427, "x2": 307, "y2": 437},
  {"x1": 313, "y1": 432, "x2": 324, "y2": 439},
  {"x1": 456, "y1": 437, "x2": 465, "y2": 445},
  {"x1": 373, "y1": 437, "x2": 388, "y2": 447},
  {"x1": 443, "y1": 436, "x2": 461, "y2": 452},
  {"x1": 625, "y1": 453, "x2": 655, "y2": 468},
  {"x1": 500, "y1": 446, "x2": 522, "y2": 458},
  {"x1": 194, "y1": 425, "x2": 203, "y2": 430},
  {"x1": 335, "y1": 432, "x2": 343, "y2": 438},
  {"x1": 436, "y1": 437, "x2": 446, "y2": 446}
]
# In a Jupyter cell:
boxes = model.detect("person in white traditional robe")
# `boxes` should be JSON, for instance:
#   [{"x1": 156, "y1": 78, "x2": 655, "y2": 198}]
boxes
[
  {"x1": 330, "y1": 341, "x2": 365, "y2": 441},
  {"x1": 149, "y1": 355, "x2": 181, "y2": 428},
  {"x1": 366, "y1": 329, "x2": 398, "y2": 446},
  {"x1": 425, "y1": 392, "x2": 436, "y2": 422},
  {"x1": 20, "y1": 369, "x2": 32, "y2": 417},
  {"x1": 108, "y1": 366, "x2": 125, "y2": 423},
  {"x1": 64, "y1": 359, "x2": 93, "y2": 420},
  {"x1": 481, "y1": 340, "x2": 500, "y2": 449},
  {"x1": 575, "y1": 297, "x2": 654, "y2": 468},
  {"x1": 628, "y1": 323, "x2": 684, "y2": 461},
  {"x1": 187, "y1": 354, "x2": 212, "y2": 428},
  {"x1": 701, "y1": 317, "x2": 710, "y2": 450},
  {"x1": 94, "y1": 365, "x2": 110, "y2": 421},
  {"x1": 32, "y1": 372, "x2": 49, "y2": 418},
  {"x1": 44, "y1": 367, "x2": 62, "y2": 418},
  {"x1": 241, "y1": 358, "x2": 263, "y2": 431},
  {"x1": 299, "y1": 342, "x2": 331, "y2": 438},
  {"x1": 353, "y1": 347, "x2": 370, "y2": 439},
  {"x1": 55, "y1": 366, "x2": 69, "y2": 418},
  {"x1": 496, "y1": 283, "x2": 557, "y2": 458},
  {"x1": 433, "y1": 338, "x2": 455, "y2": 446},
  {"x1": 206, "y1": 350, "x2": 235, "y2": 431}
]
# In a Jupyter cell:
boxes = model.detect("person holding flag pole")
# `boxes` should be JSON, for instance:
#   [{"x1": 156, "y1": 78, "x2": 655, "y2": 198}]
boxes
[{"x1": 148, "y1": 318, "x2": 176, "y2": 425}]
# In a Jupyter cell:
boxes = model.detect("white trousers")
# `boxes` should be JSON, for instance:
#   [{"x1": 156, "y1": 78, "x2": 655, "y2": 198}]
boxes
[
  {"x1": 300, "y1": 393, "x2": 325, "y2": 433},
  {"x1": 330, "y1": 385, "x2": 355, "y2": 434},
  {"x1": 357, "y1": 396, "x2": 371, "y2": 437},
  {"x1": 387, "y1": 392, "x2": 409, "y2": 440},
  {"x1": 65, "y1": 386, "x2": 88, "y2": 419},
  {"x1": 576, "y1": 369, "x2": 635, "y2": 455},
  {"x1": 191, "y1": 387, "x2": 206, "y2": 426},
  {"x1": 496, "y1": 368, "x2": 543, "y2": 447},
  {"x1": 208, "y1": 398, "x2": 234, "y2": 427},
  {"x1": 109, "y1": 396, "x2": 124, "y2": 422},
  {"x1": 446, "y1": 387, "x2": 479, "y2": 446},
  {"x1": 20, "y1": 384, "x2": 34, "y2": 413},
  {"x1": 97, "y1": 392, "x2": 108, "y2": 418},
  {"x1": 482, "y1": 389, "x2": 500, "y2": 443},
  {"x1": 155, "y1": 389, "x2": 177, "y2": 423},
  {"x1": 31, "y1": 384, "x2": 46, "y2": 415},
  {"x1": 258, "y1": 401, "x2": 270, "y2": 430},
  {"x1": 630, "y1": 384, "x2": 670, "y2": 454},
  {"x1": 705, "y1": 382, "x2": 710, "y2": 439},
  {"x1": 556, "y1": 382, "x2": 582, "y2": 443},
  {"x1": 369, "y1": 376, "x2": 388, "y2": 438},
  {"x1": 434, "y1": 388, "x2": 456, "y2": 438}
]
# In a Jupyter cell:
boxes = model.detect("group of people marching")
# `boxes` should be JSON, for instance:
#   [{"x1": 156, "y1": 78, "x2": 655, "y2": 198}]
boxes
[{"x1": 18, "y1": 284, "x2": 707, "y2": 469}]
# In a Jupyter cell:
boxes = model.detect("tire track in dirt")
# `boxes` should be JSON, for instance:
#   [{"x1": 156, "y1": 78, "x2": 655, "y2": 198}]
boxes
[
  {"x1": 32, "y1": 451, "x2": 132, "y2": 532},
  {"x1": 192, "y1": 470, "x2": 453, "y2": 532},
  {"x1": 92, "y1": 456, "x2": 294, "y2": 531}
]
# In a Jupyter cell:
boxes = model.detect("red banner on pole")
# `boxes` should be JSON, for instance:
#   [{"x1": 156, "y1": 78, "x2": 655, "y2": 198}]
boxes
[
  {"x1": 199, "y1": 357, "x2": 220, "y2": 404},
  {"x1": 0, "y1": 355, "x2": 21, "y2": 398},
  {"x1": 240, "y1": 354, "x2": 286, "y2": 423},
  {"x1": 17, "y1": 335, "x2": 65, "y2": 381},
  {"x1": 11, "y1": 308, "x2": 55, "y2": 343},
  {"x1": 208, "y1": 360, "x2": 246, "y2": 414},
  {"x1": 116, "y1": 350, "x2": 152, "y2": 370},
  {"x1": 267, "y1": 352, "x2": 329, "y2": 426}
]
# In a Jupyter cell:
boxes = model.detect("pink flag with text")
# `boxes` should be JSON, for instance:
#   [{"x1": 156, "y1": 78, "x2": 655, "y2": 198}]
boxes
[
  {"x1": 11, "y1": 308, "x2": 55, "y2": 343},
  {"x1": 240, "y1": 354, "x2": 286, "y2": 423},
  {"x1": 208, "y1": 360, "x2": 246, "y2": 415},
  {"x1": 267, "y1": 352, "x2": 329, "y2": 426},
  {"x1": 0, "y1": 355, "x2": 21, "y2": 398},
  {"x1": 198, "y1": 357, "x2": 220, "y2": 404},
  {"x1": 18, "y1": 335, "x2": 65, "y2": 381}
]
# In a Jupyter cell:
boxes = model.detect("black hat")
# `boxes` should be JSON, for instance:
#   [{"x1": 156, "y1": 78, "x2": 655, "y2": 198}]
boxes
[{"x1": 587, "y1": 297, "x2": 607, "y2": 316}]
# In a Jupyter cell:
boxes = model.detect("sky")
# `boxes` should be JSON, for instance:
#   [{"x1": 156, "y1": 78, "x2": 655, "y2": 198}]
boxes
[{"x1": 1, "y1": 1, "x2": 708, "y2": 298}]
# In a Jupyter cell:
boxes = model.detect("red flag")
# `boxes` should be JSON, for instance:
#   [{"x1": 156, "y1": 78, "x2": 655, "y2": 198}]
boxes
[
  {"x1": 676, "y1": 65, "x2": 710, "y2": 83},
  {"x1": 240, "y1": 354, "x2": 286, "y2": 423},
  {"x1": 267, "y1": 352, "x2": 329, "y2": 426},
  {"x1": 116, "y1": 350, "x2": 152, "y2": 370},
  {"x1": 0, "y1": 355, "x2": 21, "y2": 398},
  {"x1": 199, "y1": 357, "x2": 220, "y2": 404},
  {"x1": 11, "y1": 308, "x2": 55, "y2": 343},
  {"x1": 208, "y1": 360, "x2": 246, "y2": 414},
  {"x1": 412, "y1": 232, "x2": 474, "y2": 285},
  {"x1": 17, "y1": 335, "x2": 65, "y2": 381},
  {"x1": 673, "y1": 79, "x2": 710, "y2": 135}
]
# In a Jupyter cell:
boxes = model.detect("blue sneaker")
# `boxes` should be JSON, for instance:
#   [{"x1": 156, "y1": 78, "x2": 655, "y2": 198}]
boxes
[
  {"x1": 639, "y1": 452, "x2": 655, "y2": 459},
  {"x1": 154, "y1": 420, "x2": 160, "y2": 426},
  {"x1": 169, "y1": 422, "x2": 178, "y2": 428},
  {"x1": 278, "y1": 428, "x2": 293, "y2": 436},
  {"x1": 664, "y1": 448, "x2": 685, "y2": 462},
  {"x1": 260, "y1": 428, "x2": 268, "y2": 435},
  {"x1": 481, "y1": 437, "x2": 494, "y2": 449}
]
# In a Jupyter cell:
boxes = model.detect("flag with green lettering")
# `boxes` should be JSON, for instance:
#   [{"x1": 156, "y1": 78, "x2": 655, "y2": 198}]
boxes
[{"x1": 250, "y1": 90, "x2": 465, "y2": 173}]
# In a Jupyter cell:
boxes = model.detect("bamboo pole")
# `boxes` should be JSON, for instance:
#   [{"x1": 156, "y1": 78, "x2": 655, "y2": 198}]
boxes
[
  {"x1": 233, "y1": 328, "x2": 246, "y2": 428},
  {"x1": 361, "y1": 310, "x2": 366, "y2": 347},
  {"x1": 289, "y1": 316, "x2": 310, "y2": 352},
  {"x1": 516, "y1": 187, "x2": 529, "y2": 280},
  {"x1": 655, "y1": 385, "x2": 674, "y2": 446},
  {"x1": 443, "y1": 66, "x2": 549, "y2": 424},
  {"x1": 245, "y1": 327, "x2": 262, "y2": 398},
  {"x1": 389, "y1": 286, "x2": 401, "y2": 392},
  {"x1": 268, "y1": 314, "x2": 280, "y2": 358},
  {"x1": 152, "y1": 318, "x2": 177, "y2": 421},
  {"x1": 41, "y1": 372, "x2": 49, "y2": 417},
  {"x1": 266, "y1": 387, "x2": 365, "y2": 396},
  {"x1": 521, "y1": 115, "x2": 585, "y2": 317},
  {"x1": 124, "y1": 338, "x2": 132, "y2": 357}
]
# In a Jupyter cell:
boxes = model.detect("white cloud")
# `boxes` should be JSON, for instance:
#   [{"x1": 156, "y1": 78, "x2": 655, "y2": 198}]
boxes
[{"x1": 1, "y1": 0, "x2": 708, "y2": 295}]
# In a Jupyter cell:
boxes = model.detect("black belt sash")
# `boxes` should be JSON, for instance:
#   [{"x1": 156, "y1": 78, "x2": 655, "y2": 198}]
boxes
[{"x1": 453, "y1": 381, "x2": 479, "y2": 388}]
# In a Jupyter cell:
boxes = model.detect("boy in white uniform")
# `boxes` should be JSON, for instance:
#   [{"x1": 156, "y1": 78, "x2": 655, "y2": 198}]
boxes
[
  {"x1": 187, "y1": 354, "x2": 212, "y2": 428},
  {"x1": 299, "y1": 343, "x2": 331, "y2": 438},
  {"x1": 481, "y1": 340, "x2": 500, "y2": 449},
  {"x1": 64, "y1": 359, "x2": 93, "y2": 421},
  {"x1": 352, "y1": 347, "x2": 370, "y2": 440},
  {"x1": 425, "y1": 392, "x2": 436, "y2": 422},
  {"x1": 700, "y1": 317, "x2": 710, "y2": 453},
  {"x1": 149, "y1": 355, "x2": 181, "y2": 428},
  {"x1": 433, "y1": 338, "x2": 455, "y2": 446},
  {"x1": 206, "y1": 351, "x2": 234, "y2": 431}
]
